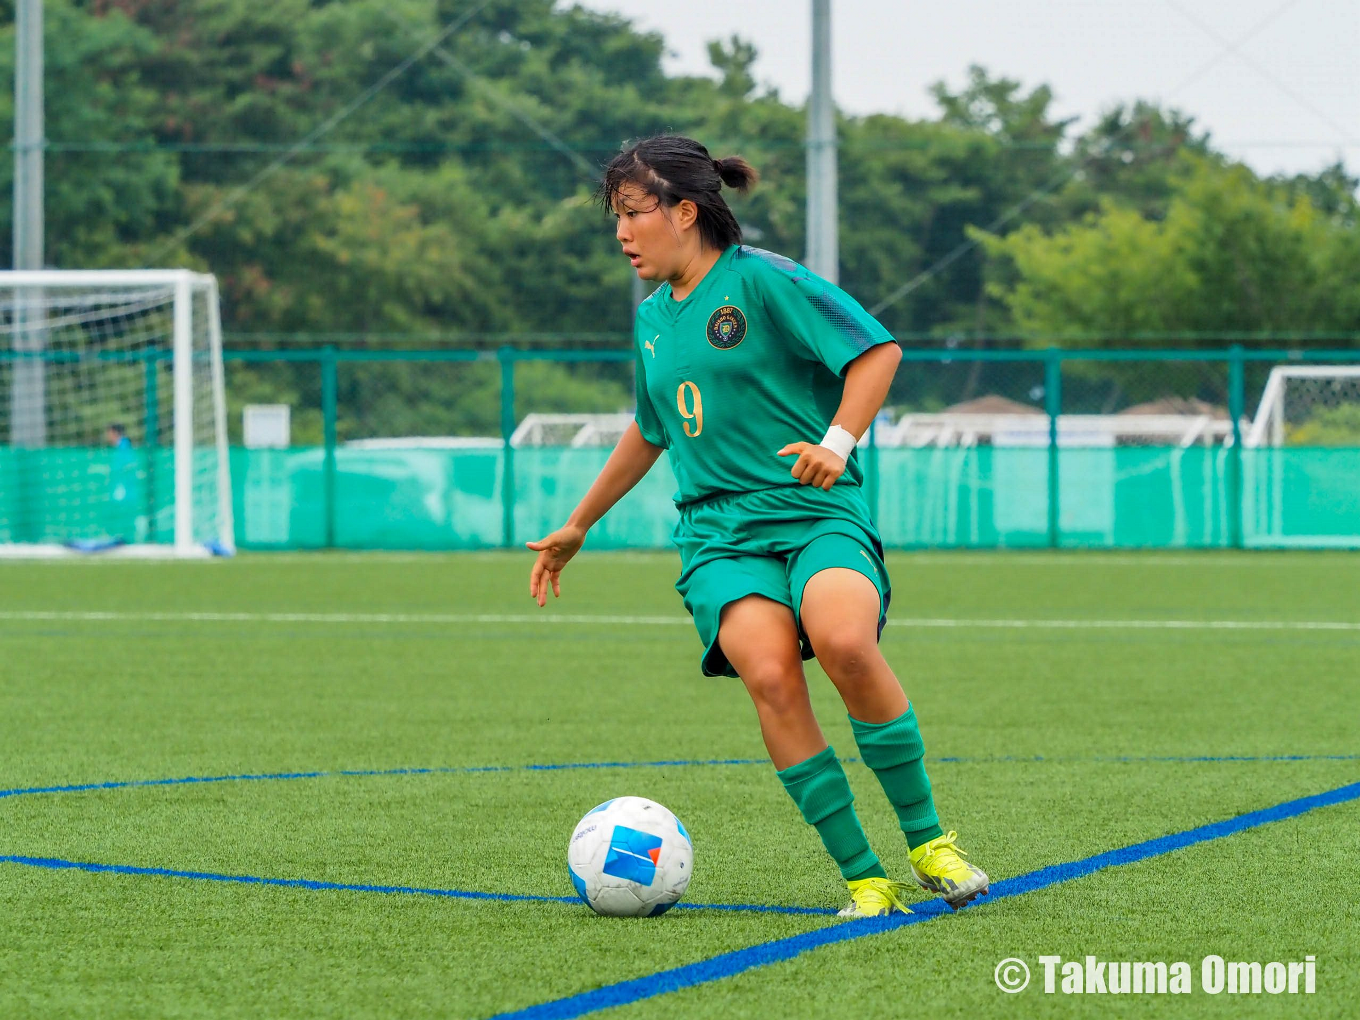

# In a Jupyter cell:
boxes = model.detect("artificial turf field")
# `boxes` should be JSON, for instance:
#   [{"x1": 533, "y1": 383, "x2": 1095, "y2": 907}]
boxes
[{"x1": 1, "y1": 550, "x2": 1357, "y2": 1019}]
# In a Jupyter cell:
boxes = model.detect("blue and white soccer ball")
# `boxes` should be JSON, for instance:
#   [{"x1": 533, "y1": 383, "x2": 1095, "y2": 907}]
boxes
[{"x1": 567, "y1": 796, "x2": 693, "y2": 917}]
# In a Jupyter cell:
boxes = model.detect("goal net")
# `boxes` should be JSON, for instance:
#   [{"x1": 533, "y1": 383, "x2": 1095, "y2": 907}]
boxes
[
  {"x1": 1243, "y1": 365, "x2": 1360, "y2": 548},
  {"x1": 1245, "y1": 365, "x2": 1360, "y2": 448},
  {"x1": 0, "y1": 270, "x2": 234, "y2": 557},
  {"x1": 510, "y1": 413, "x2": 635, "y2": 448}
]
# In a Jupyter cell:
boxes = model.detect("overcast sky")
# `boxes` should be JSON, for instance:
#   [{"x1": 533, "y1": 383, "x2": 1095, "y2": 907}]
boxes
[{"x1": 575, "y1": 0, "x2": 1358, "y2": 178}]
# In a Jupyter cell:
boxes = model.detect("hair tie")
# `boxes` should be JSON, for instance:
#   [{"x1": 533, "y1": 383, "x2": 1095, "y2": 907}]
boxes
[{"x1": 712, "y1": 158, "x2": 723, "y2": 175}]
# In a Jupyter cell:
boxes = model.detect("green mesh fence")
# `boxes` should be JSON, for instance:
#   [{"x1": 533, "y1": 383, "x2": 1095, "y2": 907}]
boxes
[
  {"x1": 1242, "y1": 448, "x2": 1360, "y2": 548},
  {"x1": 200, "y1": 443, "x2": 1359, "y2": 551},
  {"x1": 5, "y1": 348, "x2": 1360, "y2": 551},
  {"x1": 0, "y1": 447, "x2": 177, "y2": 545}
]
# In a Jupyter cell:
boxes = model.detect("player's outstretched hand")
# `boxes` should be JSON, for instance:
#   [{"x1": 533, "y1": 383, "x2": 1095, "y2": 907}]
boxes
[
  {"x1": 777, "y1": 442, "x2": 845, "y2": 491},
  {"x1": 526, "y1": 524, "x2": 586, "y2": 607}
]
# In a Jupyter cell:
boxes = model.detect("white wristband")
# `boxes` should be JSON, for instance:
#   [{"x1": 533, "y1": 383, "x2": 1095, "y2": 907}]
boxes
[{"x1": 818, "y1": 424, "x2": 858, "y2": 462}]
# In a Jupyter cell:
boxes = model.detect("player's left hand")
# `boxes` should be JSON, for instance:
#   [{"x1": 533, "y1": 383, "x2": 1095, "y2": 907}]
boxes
[{"x1": 777, "y1": 442, "x2": 845, "y2": 490}]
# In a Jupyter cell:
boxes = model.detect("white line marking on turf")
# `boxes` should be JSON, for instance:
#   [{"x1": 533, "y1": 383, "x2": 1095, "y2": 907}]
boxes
[
  {"x1": 0, "y1": 610, "x2": 689, "y2": 625},
  {"x1": 2, "y1": 551, "x2": 1335, "y2": 566},
  {"x1": 2, "y1": 610, "x2": 1359, "y2": 632},
  {"x1": 897, "y1": 617, "x2": 1360, "y2": 632}
]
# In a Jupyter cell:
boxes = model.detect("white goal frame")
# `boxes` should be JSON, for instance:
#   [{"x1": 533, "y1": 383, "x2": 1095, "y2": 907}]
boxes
[
  {"x1": 0, "y1": 269, "x2": 234, "y2": 557},
  {"x1": 1244, "y1": 364, "x2": 1360, "y2": 448}
]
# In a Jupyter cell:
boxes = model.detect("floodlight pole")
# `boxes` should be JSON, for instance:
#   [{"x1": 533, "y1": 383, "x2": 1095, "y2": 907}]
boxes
[
  {"x1": 631, "y1": 272, "x2": 646, "y2": 329},
  {"x1": 805, "y1": 0, "x2": 838, "y2": 283},
  {"x1": 11, "y1": 0, "x2": 46, "y2": 447},
  {"x1": 13, "y1": 0, "x2": 43, "y2": 274}
]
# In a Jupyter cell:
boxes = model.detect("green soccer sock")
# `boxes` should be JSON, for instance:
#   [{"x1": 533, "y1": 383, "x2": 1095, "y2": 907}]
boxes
[
  {"x1": 776, "y1": 745, "x2": 886, "y2": 882},
  {"x1": 849, "y1": 706, "x2": 945, "y2": 850}
]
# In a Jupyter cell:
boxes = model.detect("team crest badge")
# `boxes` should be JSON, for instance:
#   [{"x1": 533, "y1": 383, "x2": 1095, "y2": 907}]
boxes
[{"x1": 706, "y1": 305, "x2": 747, "y2": 350}]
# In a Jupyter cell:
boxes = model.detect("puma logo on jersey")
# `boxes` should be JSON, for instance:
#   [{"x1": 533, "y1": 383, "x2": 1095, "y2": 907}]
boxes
[
  {"x1": 645, "y1": 335, "x2": 658, "y2": 357},
  {"x1": 858, "y1": 549, "x2": 879, "y2": 576}
]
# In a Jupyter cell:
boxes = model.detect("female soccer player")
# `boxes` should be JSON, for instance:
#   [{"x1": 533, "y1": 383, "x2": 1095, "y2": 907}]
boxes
[{"x1": 526, "y1": 135, "x2": 988, "y2": 917}]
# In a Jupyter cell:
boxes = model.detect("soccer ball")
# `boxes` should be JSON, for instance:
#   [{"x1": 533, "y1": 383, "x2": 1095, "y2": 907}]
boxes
[{"x1": 567, "y1": 796, "x2": 693, "y2": 917}]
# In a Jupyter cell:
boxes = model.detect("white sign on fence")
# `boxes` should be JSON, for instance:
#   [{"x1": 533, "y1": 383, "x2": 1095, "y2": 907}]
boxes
[{"x1": 244, "y1": 404, "x2": 291, "y2": 449}]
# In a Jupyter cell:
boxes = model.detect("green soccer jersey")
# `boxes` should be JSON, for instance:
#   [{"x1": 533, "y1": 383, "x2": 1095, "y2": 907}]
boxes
[{"x1": 633, "y1": 245, "x2": 896, "y2": 506}]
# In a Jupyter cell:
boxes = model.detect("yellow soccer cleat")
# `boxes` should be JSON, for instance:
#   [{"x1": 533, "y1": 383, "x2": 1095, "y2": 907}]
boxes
[
  {"x1": 836, "y1": 876, "x2": 914, "y2": 918},
  {"x1": 909, "y1": 830, "x2": 989, "y2": 910}
]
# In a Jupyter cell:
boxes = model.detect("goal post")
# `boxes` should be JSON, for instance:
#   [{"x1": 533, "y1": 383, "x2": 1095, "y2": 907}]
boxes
[{"x1": 0, "y1": 269, "x2": 235, "y2": 557}]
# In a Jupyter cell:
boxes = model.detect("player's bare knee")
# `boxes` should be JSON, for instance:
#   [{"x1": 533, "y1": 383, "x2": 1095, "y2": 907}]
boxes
[
  {"x1": 740, "y1": 661, "x2": 808, "y2": 717},
  {"x1": 814, "y1": 632, "x2": 880, "y2": 687}
]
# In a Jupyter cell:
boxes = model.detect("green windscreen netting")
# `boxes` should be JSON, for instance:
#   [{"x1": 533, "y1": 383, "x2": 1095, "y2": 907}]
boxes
[
  {"x1": 205, "y1": 445, "x2": 1358, "y2": 550},
  {"x1": 8, "y1": 352, "x2": 1360, "y2": 552}
]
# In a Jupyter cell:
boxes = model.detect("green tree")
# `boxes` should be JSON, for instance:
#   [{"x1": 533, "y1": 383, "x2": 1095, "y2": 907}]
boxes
[
  {"x1": 5, "y1": 1, "x2": 1357, "y2": 435},
  {"x1": 977, "y1": 157, "x2": 1360, "y2": 405},
  {"x1": 981, "y1": 157, "x2": 1360, "y2": 340},
  {"x1": 1063, "y1": 102, "x2": 1219, "y2": 220},
  {"x1": 707, "y1": 36, "x2": 758, "y2": 99},
  {"x1": 0, "y1": 0, "x2": 179, "y2": 266}
]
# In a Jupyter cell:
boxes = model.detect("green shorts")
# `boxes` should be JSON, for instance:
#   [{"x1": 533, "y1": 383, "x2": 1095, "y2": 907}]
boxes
[{"x1": 673, "y1": 485, "x2": 891, "y2": 678}]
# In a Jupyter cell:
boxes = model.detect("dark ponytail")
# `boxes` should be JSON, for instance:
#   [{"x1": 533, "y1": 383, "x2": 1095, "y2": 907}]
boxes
[
  {"x1": 599, "y1": 135, "x2": 760, "y2": 251},
  {"x1": 714, "y1": 155, "x2": 759, "y2": 192}
]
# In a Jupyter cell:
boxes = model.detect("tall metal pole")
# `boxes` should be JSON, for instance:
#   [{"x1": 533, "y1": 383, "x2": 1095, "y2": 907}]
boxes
[
  {"x1": 631, "y1": 273, "x2": 646, "y2": 330},
  {"x1": 11, "y1": 0, "x2": 46, "y2": 447},
  {"x1": 805, "y1": 0, "x2": 838, "y2": 283}
]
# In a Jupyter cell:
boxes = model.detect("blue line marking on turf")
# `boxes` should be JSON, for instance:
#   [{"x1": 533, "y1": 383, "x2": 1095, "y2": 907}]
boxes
[
  {"x1": 522, "y1": 758, "x2": 765, "y2": 771},
  {"x1": 930, "y1": 753, "x2": 1360, "y2": 764},
  {"x1": 2, "y1": 762, "x2": 1357, "y2": 965},
  {"x1": 1, "y1": 754, "x2": 1353, "y2": 802},
  {"x1": 487, "y1": 778, "x2": 1360, "y2": 1020},
  {"x1": 0, "y1": 854, "x2": 837, "y2": 916},
  {"x1": 0, "y1": 855, "x2": 580, "y2": 905}
]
